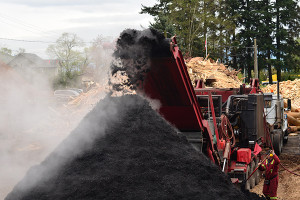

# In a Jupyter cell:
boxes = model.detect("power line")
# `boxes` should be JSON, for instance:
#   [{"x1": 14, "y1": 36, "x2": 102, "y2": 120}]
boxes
[
  {"x1": 0, "y1": 13, "x2": 61, "y2": 39},
  {"x1": 0, "y1": 37, "x2": 54, "y2": 43},
  {"x1": 0, "y1": 13, "x2": 93, "y2": 44},
  {"x1": 0, "y1": 36, "x2": 93, "y2": 44}
]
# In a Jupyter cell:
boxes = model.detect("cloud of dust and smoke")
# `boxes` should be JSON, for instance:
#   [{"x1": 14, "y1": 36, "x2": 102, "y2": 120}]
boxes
[
  {"x1": 3, "y1": 28, "x2": 168, "y2": 199},
  {"x1": 0, "y1": 41, "x2": 114, "y2": 199}
]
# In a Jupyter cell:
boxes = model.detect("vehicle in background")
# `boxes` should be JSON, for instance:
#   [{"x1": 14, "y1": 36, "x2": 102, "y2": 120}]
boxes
[
  {"x1": 54, "y1": 90, "x2": 80, "y2": 102},
  {"x1": 69, "y1": 88, "x2": 84, "y2": 94},
  {"x1": 262, "y1": 74, "x2": 277, "y2": 85}
]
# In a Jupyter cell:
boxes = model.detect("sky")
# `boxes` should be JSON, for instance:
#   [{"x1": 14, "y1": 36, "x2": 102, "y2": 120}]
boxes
[{"x1": 0, "y1": 0, "x2": 156, "y2": 58}]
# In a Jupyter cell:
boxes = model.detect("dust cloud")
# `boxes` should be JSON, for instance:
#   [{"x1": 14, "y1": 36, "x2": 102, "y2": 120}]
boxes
[
  {"x1": 2, "y1": 29, "x2": 166, "y2": 199},
  {"x1": 0, "y1": 60, "x2": 67, "y2": 199},
  {"x1": 0, "y1": 40, "x2": 113, "y2": 199}
]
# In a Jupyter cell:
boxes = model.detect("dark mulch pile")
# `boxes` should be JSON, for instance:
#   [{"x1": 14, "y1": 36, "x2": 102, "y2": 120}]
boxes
[
  {"x1": 110, "y1": 28, "x2": 171, "y2": 91},
  {"x1": 6, "y1": 95, "x2": 265, "y2": 200}
]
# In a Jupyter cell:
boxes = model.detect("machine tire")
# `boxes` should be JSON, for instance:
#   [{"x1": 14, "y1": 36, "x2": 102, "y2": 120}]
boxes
[
  {"x1": 280, "y1": 133, "x2": 283, "y2": 153},
  {"x1": 283, "y1": 136, "x2": 288, "y2": 144},
  {"x1": 273, "y1": 132, "x2": 282, "y2": 156},
  {"x1": 283, "y1": 130, "x2": 289, "y2": 144},
  {"x1": 250, "y1": 161, "x2": 256, "y2": 189},
  {"x1": 254, "y1": 158, "x2": 260, "y2": 185},
  {"x1": 245, "y1": 165, "x2": 251, "y2": 191}
]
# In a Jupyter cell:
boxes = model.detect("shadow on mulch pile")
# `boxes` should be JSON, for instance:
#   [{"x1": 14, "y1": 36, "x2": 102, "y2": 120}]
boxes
[{"x1": 5, "y1": 95, "x2": 265, "y2": 200}]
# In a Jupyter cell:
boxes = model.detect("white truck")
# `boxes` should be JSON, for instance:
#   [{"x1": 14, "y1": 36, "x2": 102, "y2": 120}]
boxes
[{"x1": 263, "y1": 83, "x2": 290, "y2": 155}]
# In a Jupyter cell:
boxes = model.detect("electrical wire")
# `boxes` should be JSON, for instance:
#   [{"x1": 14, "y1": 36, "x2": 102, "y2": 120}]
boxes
[
  {"x1": 0, "y1": 13, "x2": 94, "y2": 44},
  {"x1": 0, "y1": 37, "x2": 54, "y2": 43},
  {"x1": 0, "y1": 36, "x2": 93, "y2": 44},
  {"x1": 0, "y1": 13, "x2": 61, "y2": 39}
]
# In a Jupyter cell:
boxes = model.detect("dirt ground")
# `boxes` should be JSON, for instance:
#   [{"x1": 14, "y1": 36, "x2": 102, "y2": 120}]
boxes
[{"x1": 251, "y1": 134, "x2": 300, "y2": 200}]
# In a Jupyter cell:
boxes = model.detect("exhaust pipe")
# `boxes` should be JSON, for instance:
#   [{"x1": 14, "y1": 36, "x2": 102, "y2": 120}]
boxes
[{"x1": 276, "y1": 81, "x2": 281, "y2": 126}]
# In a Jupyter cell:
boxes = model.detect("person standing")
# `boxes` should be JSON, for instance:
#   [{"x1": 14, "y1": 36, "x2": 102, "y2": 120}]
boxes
[{"x1": 259, "y1": 150, "x2": 280, "y2": 200}]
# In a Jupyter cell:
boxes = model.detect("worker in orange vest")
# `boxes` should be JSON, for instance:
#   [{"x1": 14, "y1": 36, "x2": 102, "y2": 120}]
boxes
[{"x1": 259, "y1": 150, "x2": 280, "y2": 200}]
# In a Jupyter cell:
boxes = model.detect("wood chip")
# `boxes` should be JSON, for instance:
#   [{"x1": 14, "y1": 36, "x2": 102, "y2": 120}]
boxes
[{"x1": 186, "y1": 57, "x2": 242, "y2": 88}]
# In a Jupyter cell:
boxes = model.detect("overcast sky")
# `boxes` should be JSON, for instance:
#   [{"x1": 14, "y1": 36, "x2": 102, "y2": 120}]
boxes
[{"x1": 0, "y1": 0, "x2": 156, "y2": 58}]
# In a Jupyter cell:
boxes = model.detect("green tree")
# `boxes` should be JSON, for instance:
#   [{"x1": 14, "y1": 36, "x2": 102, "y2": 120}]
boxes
[
  {"x1": 224, "y1": 0, "x2": 240, "y2": 69},
  {"x1": 141, "y1": 0, "x2": 299, "y2": 83},
  {"x1": 235, "y1": 0, "x2": 259, "y2": 82},
  {"x1": 0, "y1": 47, "x2": 13, "y2": 55},
  {"x1": 141, "y1": 0, "x2": 175, "y2": 37},
  {"x1": 255, "y1": 0, "x2": 275, "y2": 83},
  {"x1": 274, "y1": 0, "x2": 300, "y2": 81},
  {"x1": 292, "y1": 38, "x2": 300, "y2": 72},
  {"x1": 47, "y1": 33, "x2": 87, "y2": 87},
  {"x1": 142, "y1": 0, "x2": 204, "y2": 55},
  {"x1": 141, "y1": 0, "x2": 235, "y2": 58}
]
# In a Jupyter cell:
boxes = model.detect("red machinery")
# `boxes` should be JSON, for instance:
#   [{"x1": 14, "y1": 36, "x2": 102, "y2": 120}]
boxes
[{"x1": 138, "y1": 36, "x2": 270, "y2": 190}]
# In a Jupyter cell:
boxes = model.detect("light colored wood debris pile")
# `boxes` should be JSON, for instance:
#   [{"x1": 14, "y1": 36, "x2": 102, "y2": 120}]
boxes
[
  {"x1": 68, "y1": 83, "x2": 106, "y2": 107},
  {"x1": 109, "y1": 72, "x2": 136, "y2": 97},
  {"x1": 286, "y1": 111, "x2": 300, "y2": 132},
  {"x1": 261, "y1": 79, "x2": 300, "y2": 110},
  {"x1": 186, "y1": 57, "x2": 242, "y2": 88}
]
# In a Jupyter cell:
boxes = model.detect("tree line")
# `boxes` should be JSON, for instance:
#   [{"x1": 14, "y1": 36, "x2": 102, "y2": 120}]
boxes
[
  {"x1": 141, "y1": 0, "x2": 300, "y2": 83},
  {"x1": 46, "y1": 33, "x2": 113, "y2": 89},
  {"x1": 0, "y1": 33, "x2": 113, "y2": 89}
]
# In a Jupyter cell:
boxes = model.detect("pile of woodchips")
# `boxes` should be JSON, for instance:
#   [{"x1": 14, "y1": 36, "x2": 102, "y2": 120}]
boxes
[
  {"x1": 261, "y1": 79, "x2": 300, "y2": 110},
  {"x1": 67, "y1": 83, "x2": 106, "y2": 108},
  {"x1": 186, "y1": 57, "x2": 242, "y2": 88}
]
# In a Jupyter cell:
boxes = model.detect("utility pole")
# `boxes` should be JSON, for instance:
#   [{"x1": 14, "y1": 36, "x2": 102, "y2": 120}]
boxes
[
  {"x1": 254, "y1": 38, "x2": 258, "y2": 79},
  {"x1": 205, "y1": 33, "x2": 208, "y2": 58},
  {"x1": 244, "y1": 66, "x2": 246, "y2": 84}
]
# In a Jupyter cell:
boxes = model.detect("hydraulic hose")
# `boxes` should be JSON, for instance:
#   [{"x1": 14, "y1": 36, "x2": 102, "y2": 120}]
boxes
[
  {"x1": 264, "y1": 114, "x2": 300, "y2": 177},
  {"x1": 219, "y1": 114, "x2": 236, "y2": 147}
]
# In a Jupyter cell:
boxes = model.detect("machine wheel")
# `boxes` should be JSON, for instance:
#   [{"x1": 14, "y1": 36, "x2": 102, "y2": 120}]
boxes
[
  {"x1": 244, "y1": 165, "x2": 251, "y2": 191},
  {"x1": 273, "y1": 132, "x2": 282, "y2": 156},
  {"x1": 283, "y1": 129, "x2": 289, "y2": 144},
  {"x1": 283, "y1": 136, "x2": 288, "y2": 144},
  {"x1": 250, "y1": 161, "x2": 256, "y2": 189},
  {"x1": 254, "y1": 158, "x2": 260, "y2": 185},
  {"x1": 280, "y1": 131, "x2": 283, "y2": 152}
]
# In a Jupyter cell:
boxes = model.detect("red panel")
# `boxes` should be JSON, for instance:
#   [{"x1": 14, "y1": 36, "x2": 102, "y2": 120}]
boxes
[
  {"x1": 195, "y1": 88, "x2": 239, "y2": 103},
  {"x1": 159, "y1": 106, "x2": 201, "y2": 131},
  {"x1": 228, "y1": 161, "x2": 247, "y2": 173},
  {"x1": 143, "y1": 58, "x2": 191, "y2": 106},
  {"x1": 138, "y1": 37, "x2": 216, "y2": 161},
  {"x1": 219, "y1": 139, "x2": 226, "y2": 150},
  {"x1": 141, "y1": 40, "x2": 205, "y2": 132},
  {"x1": 237, "y1": 148, "x2": 252, "y2": 164}
]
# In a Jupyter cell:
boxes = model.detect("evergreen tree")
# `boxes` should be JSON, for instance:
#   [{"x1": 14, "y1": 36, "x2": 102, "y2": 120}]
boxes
[
  {"x1": 255, "y1": 0, "x2": 275, "y2": 83},
  {"x1": 140, "y1": 0, "x2": 174, "y2": 37},
  {"x1": 236, "y1": 0, "x2": 257, "y2": 82},
  {"x1": 274, "y1": 0, "x2": 300, "y2": 81},
  {"x1": 141, "y1": 0, "x2": 299, "y2": 82},
  {"x1": 141, "y1": 0, "x2": 236, "y2": 58}
]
